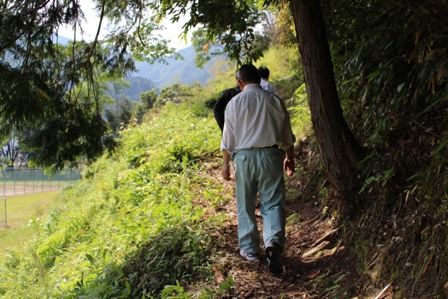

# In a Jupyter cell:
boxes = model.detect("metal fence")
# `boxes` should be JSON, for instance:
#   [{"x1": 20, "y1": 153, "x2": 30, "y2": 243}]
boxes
[
  {"x1": 0, "y1": 197, "x2": 5, "y2": 228},
  {"x1": 0, "y1": 168, "x2": 82, "y2": 197}
]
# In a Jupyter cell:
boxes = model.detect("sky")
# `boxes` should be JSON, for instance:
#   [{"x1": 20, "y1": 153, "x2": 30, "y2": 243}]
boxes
[{"x1": 57, "y1": 0, "x2": 191, "y2": 51}]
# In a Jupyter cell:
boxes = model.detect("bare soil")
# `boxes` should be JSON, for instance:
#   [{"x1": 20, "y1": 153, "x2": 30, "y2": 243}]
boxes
[
  {"x1": 0, "y1": 185, "x2": 59, "y2": 197},
  {"x1": 205, "y1": 155, "x2": 395, "y2": 299}
]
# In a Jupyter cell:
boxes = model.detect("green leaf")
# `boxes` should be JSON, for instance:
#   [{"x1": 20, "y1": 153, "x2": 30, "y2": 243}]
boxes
[{"x1": 85, "y1": 254, "x2": 94, "y2": 264}]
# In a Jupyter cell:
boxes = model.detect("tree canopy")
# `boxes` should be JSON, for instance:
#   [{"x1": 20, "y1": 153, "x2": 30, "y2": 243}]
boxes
[{"x1": 0, "y1": 0, "x2": 175, "y2": 171}]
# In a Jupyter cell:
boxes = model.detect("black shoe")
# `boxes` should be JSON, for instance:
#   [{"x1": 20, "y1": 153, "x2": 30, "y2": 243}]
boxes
[{"x1": 266, "y1": 246, "x2": 283, "y2": 274}]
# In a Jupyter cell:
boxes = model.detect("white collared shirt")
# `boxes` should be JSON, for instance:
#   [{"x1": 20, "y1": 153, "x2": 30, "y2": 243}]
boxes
[
  {"x1": 260, "y1": 78, "x2": 278, "y2": 96},
  {"x1": 221, "y1": 84, "x2": 295, "y2": 156}
]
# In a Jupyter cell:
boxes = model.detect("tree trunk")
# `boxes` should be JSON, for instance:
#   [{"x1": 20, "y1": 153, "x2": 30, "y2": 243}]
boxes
[{"x1": 290, "y1": 0, "x2": 365, "y2": 196}]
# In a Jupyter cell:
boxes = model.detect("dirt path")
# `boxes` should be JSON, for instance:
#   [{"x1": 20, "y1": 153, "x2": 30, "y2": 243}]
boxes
[
  {"x1": 0, "y1": 185, "x2": 61, "y2": 197},
  {"x1": 207, "y1": 161, "x2": 393, "y2": 298}
]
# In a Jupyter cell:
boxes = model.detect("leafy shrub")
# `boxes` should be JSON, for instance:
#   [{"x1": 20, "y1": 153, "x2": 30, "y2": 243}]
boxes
[
  {"x1": 289, "y1": 83, "x2": 312, "y2": 139},
  {"x1": 204, "y1": 97, "x2": 218, "y2": 109},
  {"x1": 119, "y1": 225, "x2": 212, "y2": 298}
]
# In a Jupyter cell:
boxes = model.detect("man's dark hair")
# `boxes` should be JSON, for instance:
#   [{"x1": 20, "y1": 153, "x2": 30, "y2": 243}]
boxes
[
  {"x1": 236, "y1": 64, "x2": 261, "y2": 84},
  {"x1": 257, "y1": 66, "x2": 270, "y2": 79}
]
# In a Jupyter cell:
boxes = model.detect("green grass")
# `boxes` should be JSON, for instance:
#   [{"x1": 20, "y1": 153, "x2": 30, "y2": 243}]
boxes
[
  {"x1": 0, "y1": 103, "x2": 225, "y2": 298},
  {"x1": 0, "y1": 191, "x2": 60, "y2": 253}
]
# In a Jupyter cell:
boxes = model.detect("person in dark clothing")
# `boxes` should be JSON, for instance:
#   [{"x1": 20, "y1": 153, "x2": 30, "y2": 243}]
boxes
[{"x1": 213, "y1": 85, "x2": 241, "y2": 132}]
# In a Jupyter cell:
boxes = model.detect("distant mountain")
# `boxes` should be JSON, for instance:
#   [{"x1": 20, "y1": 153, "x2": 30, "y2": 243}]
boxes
[
  {"x1": 53, "y1": 35, "x2": 71, "y2": 45},
  {"x1": 131, "y1": 46, "x2": 218, "y2": 89},
  {"x1": 122, "y1": 77, "x2": 158, "y2": 102},
  {"x1": 54, "y1": 36, "x2": 217, "y2": 99}
]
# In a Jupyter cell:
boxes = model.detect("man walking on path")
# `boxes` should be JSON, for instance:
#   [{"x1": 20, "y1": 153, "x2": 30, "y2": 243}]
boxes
[
  {"x1": 220, "y1": 64, "x2": 295, "y2": 274},
  {"x1": 258, "y1": 66, "x2": 279, "y2": 96}
]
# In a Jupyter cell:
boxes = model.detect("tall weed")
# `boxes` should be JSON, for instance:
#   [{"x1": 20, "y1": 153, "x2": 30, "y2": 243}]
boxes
[{"x1": 0, "y1": 102, "x2": 222, "y2": 298}]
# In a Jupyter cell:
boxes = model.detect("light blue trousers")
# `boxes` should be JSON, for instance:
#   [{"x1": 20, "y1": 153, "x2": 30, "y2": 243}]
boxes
[{"x1": 233, "y1": 147, "x2": 286, "y2": 254}]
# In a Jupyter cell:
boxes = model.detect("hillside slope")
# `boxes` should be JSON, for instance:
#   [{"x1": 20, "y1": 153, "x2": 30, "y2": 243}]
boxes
[{"x1": 0, "y1": 101, "x2": 367, "y2": 298}]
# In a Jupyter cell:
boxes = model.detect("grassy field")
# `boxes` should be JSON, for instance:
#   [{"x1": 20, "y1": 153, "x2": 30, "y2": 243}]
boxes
[{"x1": 0, "y1": 191, "x2": 60, "y2": 253}]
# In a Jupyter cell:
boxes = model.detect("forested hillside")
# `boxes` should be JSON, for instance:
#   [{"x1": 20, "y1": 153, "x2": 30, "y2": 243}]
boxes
[
  {"x1": 122, "y1": 77, "x2": 158, "y2": 101},
  {"x1": 132, "y1": 46, "x2": 220, "y2": 89},
  {"x1": 120, "y1": 46, "x2": 221, "y2": 102}
]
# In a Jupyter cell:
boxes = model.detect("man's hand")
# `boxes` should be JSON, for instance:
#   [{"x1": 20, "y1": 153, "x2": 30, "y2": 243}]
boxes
[
  {"x1": 284, "y1": 158, "x2": 295, "y2": 176},
  {"x1": 222, "y1": 164, "x2": 231, "y2": 181},
  {"x1": 284, "y1": 146, "x2": 295, "y2": 176},
  {"x1": 221, "y1": 150, "x2": 232, "y2": 181}
]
